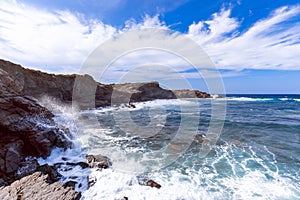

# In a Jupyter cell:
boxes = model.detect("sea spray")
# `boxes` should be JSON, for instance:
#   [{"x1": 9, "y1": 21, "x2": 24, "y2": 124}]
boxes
[{"x1": 37, "y1": 96, "x2": 300, "y2": 199}]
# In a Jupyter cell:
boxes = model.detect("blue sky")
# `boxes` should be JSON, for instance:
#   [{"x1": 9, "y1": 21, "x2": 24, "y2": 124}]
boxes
[{"x1": 0, "y1": 0, "x2": 300, "y2": 94}]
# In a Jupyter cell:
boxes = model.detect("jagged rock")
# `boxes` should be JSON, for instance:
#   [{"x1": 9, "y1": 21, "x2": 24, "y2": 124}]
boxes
[
  {"x1": 63, "y1": 180, "x2": 77, "y2": 189},
  {"x1": 0, "y1": 172, "x2": 81, "y2": 200},
  {"x1": 0, "y1": 95, "x2": 71, "y2": 183},
  {"x1": 86, "y1": 154, "x2": 112, "y2": 169},
  {"x1": 37, "y1": 164, "x2": 62, "y2": 183},
  {"x1": 0, "y1": 60, "x2": 71, "y2": 184}
]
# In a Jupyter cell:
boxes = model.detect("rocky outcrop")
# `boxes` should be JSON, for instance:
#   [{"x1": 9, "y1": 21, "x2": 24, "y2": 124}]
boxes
[
  {"x1": 0, "y1": 59, "x2": 210, "y2": 110},
  {"x1": 0, "y1": 61, "x2": 71, "y2": 184},
  {"x1": 0, "y1": 171, "x2": 81, "y2": 200}
]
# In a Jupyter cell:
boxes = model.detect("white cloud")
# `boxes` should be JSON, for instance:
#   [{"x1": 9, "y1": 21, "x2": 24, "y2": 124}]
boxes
[
  {"x1": 0, "y1": 0, "x2": 116, "y2": 73},
  {"x1": 188, "y1": 5, "x2": 300, "y2": 70},
  {"x1": 0, "y1": 0, "x2": 299, "y2": 79}
]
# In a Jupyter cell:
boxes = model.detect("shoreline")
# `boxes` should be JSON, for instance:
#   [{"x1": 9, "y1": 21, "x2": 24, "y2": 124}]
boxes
[{"x1": 0, "y1": 59, "x2": 211, "y2": 199}]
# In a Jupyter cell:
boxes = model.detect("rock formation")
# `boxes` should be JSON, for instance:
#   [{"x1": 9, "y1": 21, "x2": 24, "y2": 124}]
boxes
[
  {"x1": 0, "y1": 59, "x2": 210, "y2": 110},
  {"x1": 0, "y1": 171, "x2": 81, "y2": 200},
  {"x1": 0, "y1": 62, "x2": 71, "y2": 185}
]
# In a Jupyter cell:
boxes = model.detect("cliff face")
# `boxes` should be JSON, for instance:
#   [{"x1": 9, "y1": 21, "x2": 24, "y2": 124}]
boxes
[
  {"x1": 0, "y1": 60, "x2": 71, "y2": 184},
  {"x1": 0, "y1": 59, "x2": 210, "y2": 110}
]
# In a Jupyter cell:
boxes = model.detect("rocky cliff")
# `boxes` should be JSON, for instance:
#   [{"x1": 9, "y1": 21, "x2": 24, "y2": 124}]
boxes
[
  {"x1": 0, "y1": 62, "x2": 72, "y2": 185},
  {"x1": 0, "y1": 59, "x2": 210, "y2": 110}
]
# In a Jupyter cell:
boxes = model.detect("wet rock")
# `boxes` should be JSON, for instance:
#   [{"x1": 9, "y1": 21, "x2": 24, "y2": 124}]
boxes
[
  {"x1": 66, "y1": 161, "x2": 90, "y2": 169},
  {"x1": 88, "y1": 176, "x2": 97, "y2": 188},
  {"x1": 118, "y1": 197, "x2": 129, "y2": 200},
  {"x1": 195, "y1": 134, "x2": 207, "y2": 144},
  {"x1": 37, "y1": 164, "x2": 62, "y2": 183},
  {"x1": 145, "y1": 179, "x2": 162, "y2": 189},
  {"x1": 16, "y1": 158, "x2": 39, "y2": 179},
  {"x1": 86, "y1": 154, "x2": 112, "y2": 169},
  {"x1": 63, "y1": 180, "x2": 77, "y2": 189},
  {"x1": 0, "y1": 60, "x2": 71, "y2": 184},
  {"x1": 139, "y1": 178, "x2": 162, "y2": 189}
]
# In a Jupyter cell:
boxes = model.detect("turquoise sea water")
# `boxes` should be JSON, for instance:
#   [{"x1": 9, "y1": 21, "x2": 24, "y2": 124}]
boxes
[{"x1": 40, "y1": 95, "x2": 300, "y2": 199}]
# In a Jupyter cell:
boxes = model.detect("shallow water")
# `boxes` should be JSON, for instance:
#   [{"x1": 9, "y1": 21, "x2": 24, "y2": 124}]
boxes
[{"x1": 39, "y1": 95, "x2": 300, "y2": 200}]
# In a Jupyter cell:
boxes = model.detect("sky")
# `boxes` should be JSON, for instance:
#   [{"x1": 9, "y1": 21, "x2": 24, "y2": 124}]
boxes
[{"x1": 0, "y1": 0, "x2": 299, "y2": 94}]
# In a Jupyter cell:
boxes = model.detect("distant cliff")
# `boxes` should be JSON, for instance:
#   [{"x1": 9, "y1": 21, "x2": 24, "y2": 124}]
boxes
[{"x1": 0, "y1": 59, "x2": 210, "y2": 110}]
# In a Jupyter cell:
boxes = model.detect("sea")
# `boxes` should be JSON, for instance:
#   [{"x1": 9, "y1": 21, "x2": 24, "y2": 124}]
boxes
[{"x1": 38, "y1": 94, "x2": 300, "y2": 200}]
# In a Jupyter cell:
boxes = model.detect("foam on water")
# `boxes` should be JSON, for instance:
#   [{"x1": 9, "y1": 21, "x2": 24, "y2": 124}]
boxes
[
  {"x1": 37, "y1": 96, "x2": 300, "y2": 199},
  {"x1": 80, "y1": 144, "x2": 300, "y2": 200}
]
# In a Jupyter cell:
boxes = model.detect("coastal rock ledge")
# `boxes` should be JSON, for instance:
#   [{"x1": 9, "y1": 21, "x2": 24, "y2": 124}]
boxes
[{"x1": 0, "y1": 59, "x2": 210, "y2": 198}]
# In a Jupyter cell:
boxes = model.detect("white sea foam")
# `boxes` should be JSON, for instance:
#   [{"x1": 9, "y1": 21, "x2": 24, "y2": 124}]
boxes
[
  {"x1": 294, "y1": 99, "x2": 300, "y2": 102},
  {"x1": 81, "y1": 158, "x2": 299, "y2": 200},
  {"x1": 37, "y1": 98, "x2": 300, "y2": 199},
  {"x1": 279, "y1": 98, "x2": 289, "y2": 101}
]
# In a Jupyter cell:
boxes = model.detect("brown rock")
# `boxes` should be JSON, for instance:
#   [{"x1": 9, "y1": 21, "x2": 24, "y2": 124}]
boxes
[
  {"x1": 0, "y1": 59, "x2": 210, "y2": 110},
  {"x1": 0, "y1": 172, "x2": 81, "y2": 200},
  {"x1": 145, "y1": 179, "x2": 161, "y2": 189},
  {"x1": 37, "y1": 164, "x2": 62, "y2": 183},
  {"x1": 0, "y1": 60, "x2": 71, "y2": 184}
]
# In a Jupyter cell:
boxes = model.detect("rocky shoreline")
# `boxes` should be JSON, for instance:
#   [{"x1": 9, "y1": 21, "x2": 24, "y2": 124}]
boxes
[{"x1": 0, "y1": 59, "x2": 211, "y2": 199}]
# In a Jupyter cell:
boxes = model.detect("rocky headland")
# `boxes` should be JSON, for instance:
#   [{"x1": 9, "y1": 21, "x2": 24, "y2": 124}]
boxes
[{"x1": 0, "y1": 59, "x2": 211, "y2": 199}]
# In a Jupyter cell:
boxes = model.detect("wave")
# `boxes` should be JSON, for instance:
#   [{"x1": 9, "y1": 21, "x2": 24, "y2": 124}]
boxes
[
  {"x1": 35, "y1": 97, "x2": 300, "y2": 199},
  {"x1": 221, "y1": 97, "x2": 300, "y2": 102},
  {"x1": 224, "y1": 97, "x2": 274, "y2": 102},
  {"x1": 91, "y1": 99, "x2": 195, "y2": 113},
  {"x1": 80, "y1": 144, "x2": 300, "y2": 200}
]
